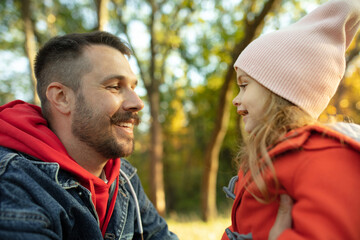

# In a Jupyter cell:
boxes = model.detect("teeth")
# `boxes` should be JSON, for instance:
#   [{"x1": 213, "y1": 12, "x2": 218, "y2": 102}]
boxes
[{"x1": 117, "y1": 122, "x2": 133, "y2": 128}]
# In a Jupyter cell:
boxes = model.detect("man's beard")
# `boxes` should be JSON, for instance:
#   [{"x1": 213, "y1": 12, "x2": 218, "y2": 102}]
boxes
[{"x1": 71, "y1": 93, "x2": 140, "y2": 159}]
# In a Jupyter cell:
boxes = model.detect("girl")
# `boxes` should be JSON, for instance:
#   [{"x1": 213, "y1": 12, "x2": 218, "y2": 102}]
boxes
[{"x1": 222, "y1": 0, "x2": 360, "y2": 239}]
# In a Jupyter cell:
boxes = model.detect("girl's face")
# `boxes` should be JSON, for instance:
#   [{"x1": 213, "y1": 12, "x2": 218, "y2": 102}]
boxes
[{"x1": 233, "y1": 68, "x2": 271, "y2": 133}]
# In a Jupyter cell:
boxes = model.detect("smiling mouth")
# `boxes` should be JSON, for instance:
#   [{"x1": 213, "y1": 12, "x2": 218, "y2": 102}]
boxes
[
  {"x1": 237, "y1": 110, "x2": 248, "y2": 116},
  {"x1": 113, "y1": 120, "x2": 135, "y2": 133},
  {"x1": 115, "y1": 122, "x2": 134, "y2": 129}
]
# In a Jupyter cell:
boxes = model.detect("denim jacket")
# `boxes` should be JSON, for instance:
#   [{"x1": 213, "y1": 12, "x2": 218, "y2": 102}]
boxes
[{"x1": 0, "y1": 146, "x2": 178, "y2": 240}]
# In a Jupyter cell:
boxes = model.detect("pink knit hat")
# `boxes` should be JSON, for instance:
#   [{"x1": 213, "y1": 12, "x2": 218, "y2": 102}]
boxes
[{"x1": 234, "y1": 0, "x2": 360, "y2": 119}]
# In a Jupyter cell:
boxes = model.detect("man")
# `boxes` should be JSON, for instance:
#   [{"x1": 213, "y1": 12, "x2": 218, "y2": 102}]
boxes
[
  {"x1": 0, "y1": 31, "x2": 178, "y2": 239},
  {"x1": 0, "y1": 31, "x2": 291, "y2": 239}
]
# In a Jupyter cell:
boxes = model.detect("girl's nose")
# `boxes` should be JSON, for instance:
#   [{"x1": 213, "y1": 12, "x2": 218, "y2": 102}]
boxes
[{"x1": 232, "y1": 94, "x2": 241, "y2": 106}]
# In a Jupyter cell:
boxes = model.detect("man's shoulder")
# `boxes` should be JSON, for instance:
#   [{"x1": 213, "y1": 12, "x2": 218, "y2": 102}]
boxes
[
  {"x1": 0, "y1": 146, "x2": 46, "y2": 165},
  {"x1": 120, "y1": 158, "x2": 138, "y2": 180},
  {"x1": 0, "y1": 145, "x2": 16, "y2": 155},
  {"x1": 0, "y1": 146, "x2": 39, "y2": 161},
  {"x1": 0, "y1": 146, "x2": 59, "y2": 180},
  {"x1": 0, "y1": 146, "x2": 18, "y2": 174}
]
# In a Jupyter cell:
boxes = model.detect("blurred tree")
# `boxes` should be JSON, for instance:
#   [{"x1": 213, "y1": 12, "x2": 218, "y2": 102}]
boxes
[
  {"x1": 198, "y1": 0, "x2": 283, "y2": 221},
  {"x1": 321, "y1": 32, "x2": 360, "y2": 123},
  {"x1": 19, "y1": 0, "x2": 39, "y2": 105},
  {"x1": 0, "y1": 0, "x2": 359, "y2": 221},
  {"x1": 109, "y1": 0, "x2": 195, "y2": 216},
  {"x1": 178, "y1": 0, "x2": 330, "y2": 221},
  {"x1": 95, "y1": 0, "x2": 109, "y2": 30},
  {"x1": 0, "y1": 80, "x2": 15, "y2": 105},
  {"x1": 0, "y1": 0, "x2": 94, "y2": 104}
]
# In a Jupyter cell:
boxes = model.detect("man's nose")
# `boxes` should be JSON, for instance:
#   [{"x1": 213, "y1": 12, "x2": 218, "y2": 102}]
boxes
[{"x1": 123, "y1": 89, "x2": 144, "y2": 112}]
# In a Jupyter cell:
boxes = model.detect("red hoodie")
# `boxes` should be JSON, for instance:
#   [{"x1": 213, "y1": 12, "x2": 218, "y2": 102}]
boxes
[
  {"x1": 222, "y1": 125, "x2": 360, "y2": 239},
  {"x1": 0, "y1": 100, "x2": 120, "y2": 236}
]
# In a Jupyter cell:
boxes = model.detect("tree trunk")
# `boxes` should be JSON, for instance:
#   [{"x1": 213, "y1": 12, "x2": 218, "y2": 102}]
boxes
[
  {"x1": 148, "y1": 89, "x2": 166, "y2": 216},
  {"x1": 146, "y1": 0, "x2": 166, "y2": 216},
  {"x1": 20, "y1": 0, "x2": 39, "y2": 105},
  {"x1": 201, "y1": 67, "x2": 235, "y2": 221},
  {"x1": 113, "y1": 0, "x2": 167, "y2": 216},
  {"x1": 95, "y1": 0, "x2": 109, "y2": 31},
  {"x1": 201, "y1": 0, "x2": 282, "y2": 221}
]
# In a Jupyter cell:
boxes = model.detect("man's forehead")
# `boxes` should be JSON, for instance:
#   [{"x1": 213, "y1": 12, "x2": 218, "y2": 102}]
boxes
[
  {"x1": 83, "y1": 45, "x2": 135, "y2": 76},
  {"x1": 84, "y1": 44, "x2": 126, "y2": 57}
]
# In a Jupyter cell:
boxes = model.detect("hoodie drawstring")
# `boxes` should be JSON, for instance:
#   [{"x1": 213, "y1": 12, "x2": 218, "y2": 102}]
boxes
[{"x1": 120, "y1": 169, "x2": 144, "y2": 240}]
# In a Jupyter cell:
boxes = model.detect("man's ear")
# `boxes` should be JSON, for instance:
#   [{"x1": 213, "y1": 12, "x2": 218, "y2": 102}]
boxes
[{"x1": 46, "y1": 82, "x2": 75, "y2": 115}]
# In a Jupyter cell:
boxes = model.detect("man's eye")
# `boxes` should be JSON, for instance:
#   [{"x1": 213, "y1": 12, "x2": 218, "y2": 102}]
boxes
[{"x1": 107, "y1": 86, "x2": 121, "y2": 91}]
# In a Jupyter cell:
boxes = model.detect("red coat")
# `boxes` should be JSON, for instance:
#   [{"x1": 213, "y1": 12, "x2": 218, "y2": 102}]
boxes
[{"x1": 222, "y1": 125, "x2": 360, "y2": 240}]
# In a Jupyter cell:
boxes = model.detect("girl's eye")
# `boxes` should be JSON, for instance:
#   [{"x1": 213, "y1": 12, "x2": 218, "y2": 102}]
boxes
[{"x1": 239, "y1": 83, "x2": 248, "y2": 90}]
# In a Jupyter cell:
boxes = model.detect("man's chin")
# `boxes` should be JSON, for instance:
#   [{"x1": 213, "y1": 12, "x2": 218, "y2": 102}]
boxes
[
  {"x1": 118, "y1": 149, "x2": 134, "y2": 158},
  {"x1": 111, "y1": 143, "x2": 134, "y2": 159},
  {"x1": 99, "y1": 139, "x2": 134, "y2": 159}
]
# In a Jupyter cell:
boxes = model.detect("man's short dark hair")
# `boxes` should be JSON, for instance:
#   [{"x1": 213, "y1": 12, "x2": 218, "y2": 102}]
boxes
[{"x1": 34, "y1": 31, "x2": 132, "y2": 119}]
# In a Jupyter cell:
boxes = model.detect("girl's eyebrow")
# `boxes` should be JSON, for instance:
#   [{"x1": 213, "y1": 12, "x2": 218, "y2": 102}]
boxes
[{"x1": 237, "y1": 74, "x2": 248, "y2": 83}]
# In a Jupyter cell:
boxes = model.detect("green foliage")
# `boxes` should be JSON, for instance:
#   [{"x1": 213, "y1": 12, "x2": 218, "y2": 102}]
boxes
[
  {"x1": 0, "y1": 90, "x2": 15, "y2": 106},
  {"x1": 0, "y1": 0, "x2": 92, "y2": 104},
  {"x1": 0, "y1": 0, "x2": 24, "y2": 50},
  {"x1": 0, "y1": 0, "x2": 358, "y2": 216}
]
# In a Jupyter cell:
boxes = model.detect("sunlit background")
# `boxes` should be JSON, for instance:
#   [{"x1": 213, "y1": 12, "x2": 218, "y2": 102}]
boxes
[{"x1": 1, "y1": 0, "x2": 359, "y2": 238}]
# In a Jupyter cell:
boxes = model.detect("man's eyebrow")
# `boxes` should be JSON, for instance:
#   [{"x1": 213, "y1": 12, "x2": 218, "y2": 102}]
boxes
[
  {"x1": 101, "y1": 75, "x2": 125, "y2": 83},
  {"x1": 101, "y1": 75, "x2": 138, "y2": 86}
]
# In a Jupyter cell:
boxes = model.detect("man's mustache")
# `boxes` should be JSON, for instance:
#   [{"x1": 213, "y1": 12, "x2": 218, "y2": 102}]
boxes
[{"x1": 110, "y1": 111, "x2": 141, "y2": 126}]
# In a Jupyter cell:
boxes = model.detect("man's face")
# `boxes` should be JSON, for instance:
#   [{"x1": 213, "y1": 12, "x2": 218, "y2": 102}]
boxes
[{"x1": 71, "y1": 45, "x2": 144, "y2": 159}]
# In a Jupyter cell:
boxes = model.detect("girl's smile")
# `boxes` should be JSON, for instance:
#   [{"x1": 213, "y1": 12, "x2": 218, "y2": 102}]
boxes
[{"x1": 233, "y1": 68, "x2": 271, "y2": 133}]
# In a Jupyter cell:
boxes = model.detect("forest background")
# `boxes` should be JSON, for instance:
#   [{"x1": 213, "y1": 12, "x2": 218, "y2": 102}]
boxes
[{"x1": 1, "y1": 0, "x2": 359, "y2": 238}]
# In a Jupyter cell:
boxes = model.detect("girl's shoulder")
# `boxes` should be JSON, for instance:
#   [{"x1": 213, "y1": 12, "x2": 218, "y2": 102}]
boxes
[
  {"x1": 326, "y1": 122, "x2": 360, "y2": 142},
  {"x1": 270, "y1": 123, "x2": 360, "y2": 157}
]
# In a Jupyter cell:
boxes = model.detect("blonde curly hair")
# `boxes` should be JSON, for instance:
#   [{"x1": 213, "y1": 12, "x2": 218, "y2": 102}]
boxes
[{"x1": 235, "y1": 92, "x2": 316, "y2": 203}]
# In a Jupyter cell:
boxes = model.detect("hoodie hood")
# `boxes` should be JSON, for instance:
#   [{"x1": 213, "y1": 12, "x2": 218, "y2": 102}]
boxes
[
  {"x1": 327, "y1": 122, "x2": 360, "y2": 143},
  {"x1": 0, "y1": 100, "x2": 120, "y2": 234}
]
